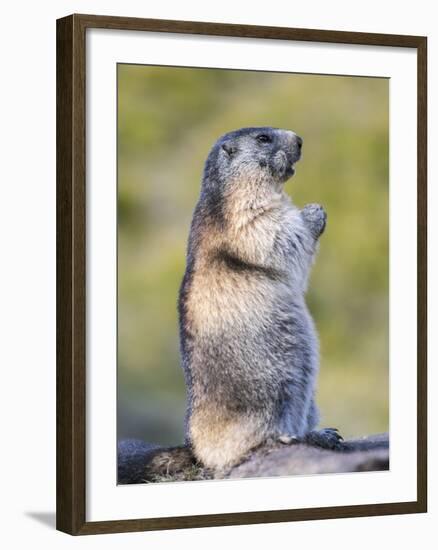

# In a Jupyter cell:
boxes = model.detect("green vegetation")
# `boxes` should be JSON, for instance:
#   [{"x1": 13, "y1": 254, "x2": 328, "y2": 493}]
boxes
[{"x1": 118, "y1": 65, "x2": 389, "y2": 445}]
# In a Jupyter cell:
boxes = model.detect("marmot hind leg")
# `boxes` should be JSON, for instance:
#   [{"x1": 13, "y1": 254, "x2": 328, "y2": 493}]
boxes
[
  {"x1": 304, "y1": 400, "x2": 344, "y2": 450},
  {"x1": 304, "y1": 428, "x2": 344, "y2": 450},
  {"x1": 277, "y1": 428, "x2": 344, "y2": 450},
  {"x1": 306, "y1": 397, "x2": 320, "y2": 432},
  {"x1": 276, "y1": 400, "x2": 343, "y2": 450}
]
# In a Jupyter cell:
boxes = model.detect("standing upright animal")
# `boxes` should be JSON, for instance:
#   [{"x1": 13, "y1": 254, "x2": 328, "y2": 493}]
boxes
[{"x1": 178, "y1": 126, "x2": 342, "y2": 471}]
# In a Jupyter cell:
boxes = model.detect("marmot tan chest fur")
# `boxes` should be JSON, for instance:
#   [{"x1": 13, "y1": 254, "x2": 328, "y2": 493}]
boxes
[{"x1": 178, "y1": 127, "x2": 342, "y2": 470}]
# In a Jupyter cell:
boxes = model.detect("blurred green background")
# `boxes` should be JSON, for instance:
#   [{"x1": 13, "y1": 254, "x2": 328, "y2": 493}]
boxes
[{"x1": 117, "y1": 64, "x2": 389, "y2": 446}]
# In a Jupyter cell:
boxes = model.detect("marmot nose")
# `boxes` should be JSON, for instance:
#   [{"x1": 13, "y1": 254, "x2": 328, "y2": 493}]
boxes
[{"x1": 296, "y1": 135, "x2": 303, "y2": 151}]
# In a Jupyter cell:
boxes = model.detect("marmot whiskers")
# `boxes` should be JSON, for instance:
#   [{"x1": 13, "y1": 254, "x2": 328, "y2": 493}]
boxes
[{"x1": 177, "y1": 127, "x2": 342, "y2": 471}]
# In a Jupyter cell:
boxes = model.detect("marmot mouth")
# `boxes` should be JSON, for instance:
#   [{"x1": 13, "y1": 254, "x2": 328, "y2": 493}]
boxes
[
  {"x1": 271, "y1": 150, "x2": 299, "y2": 181},
  {"x1": 287, "y1": 162, "x2": 297, "y2": 178}
]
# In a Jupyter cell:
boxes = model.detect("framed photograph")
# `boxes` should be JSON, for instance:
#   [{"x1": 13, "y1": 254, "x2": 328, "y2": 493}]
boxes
[{"x1": 56, "y1": 14, "x2": 427, "y2": 535}]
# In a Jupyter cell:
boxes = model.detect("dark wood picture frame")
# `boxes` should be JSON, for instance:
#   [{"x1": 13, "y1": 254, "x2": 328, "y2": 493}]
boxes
[{"x1": 56, "y1": 13, "x2": 427, "y2": 535}]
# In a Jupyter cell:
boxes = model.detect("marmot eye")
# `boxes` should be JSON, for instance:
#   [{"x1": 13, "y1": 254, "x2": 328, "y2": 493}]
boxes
[{"x1": 256, "y1": 134, "x2": 272, "y2": 144}]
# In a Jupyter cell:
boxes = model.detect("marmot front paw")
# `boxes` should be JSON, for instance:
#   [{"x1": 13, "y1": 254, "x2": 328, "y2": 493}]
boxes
[{"x1": 301, "y1": 203, "x2": 327, "y2": 238}]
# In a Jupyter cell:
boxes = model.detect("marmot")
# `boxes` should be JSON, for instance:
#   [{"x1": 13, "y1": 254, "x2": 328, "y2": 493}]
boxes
[{"x1": 178, "y1": 127, "x2": 342, "y2": 471}]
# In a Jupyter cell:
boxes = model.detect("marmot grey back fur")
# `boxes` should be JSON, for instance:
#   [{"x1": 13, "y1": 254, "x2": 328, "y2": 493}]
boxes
[{"x1": 178, "y1": 127, "x2": 342, "y2": 470}]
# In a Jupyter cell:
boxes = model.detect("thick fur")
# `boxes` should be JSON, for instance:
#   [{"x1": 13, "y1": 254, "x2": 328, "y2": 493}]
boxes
[{"x1": 178, "y1": 127, "x2": 340, "y2": 470}]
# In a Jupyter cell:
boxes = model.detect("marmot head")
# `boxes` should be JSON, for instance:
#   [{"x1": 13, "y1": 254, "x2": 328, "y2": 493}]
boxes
[{"x1": 202, "y1": 127, "x2": 303, "y2": 194}]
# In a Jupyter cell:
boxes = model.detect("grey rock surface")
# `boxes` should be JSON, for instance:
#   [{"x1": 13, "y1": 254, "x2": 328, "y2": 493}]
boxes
[
  {"x1": 227, "y1": 434, "x2": 389, "y2": 479},
  {"x1": 118, "y1": 434, "x2": 389, "y2": 483}
]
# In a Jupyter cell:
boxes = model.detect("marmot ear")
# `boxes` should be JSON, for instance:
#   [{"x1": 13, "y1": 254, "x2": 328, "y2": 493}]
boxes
[{"x1": 221, "y1": 141, "x2": 237, "y2": 157}]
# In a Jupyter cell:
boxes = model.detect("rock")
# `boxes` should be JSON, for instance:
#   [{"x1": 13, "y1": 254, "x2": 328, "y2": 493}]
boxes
[
  {"x1": 117, "y1": 439, "x2": 161, "y2": 484},
  {"x1": 118, "y1": 434, "x2": 389, "y2": 483},
  {"x1": 228, "y1": 434, "x2": 389, "y2": 479}
]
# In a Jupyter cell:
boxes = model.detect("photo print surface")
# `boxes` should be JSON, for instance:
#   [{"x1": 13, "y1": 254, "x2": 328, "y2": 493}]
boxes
[{"x1": 117, "y1": 64, "x2": 389, "y2": 484}]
